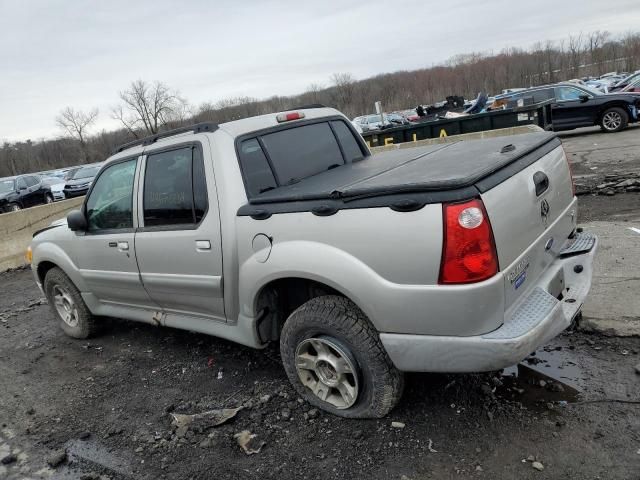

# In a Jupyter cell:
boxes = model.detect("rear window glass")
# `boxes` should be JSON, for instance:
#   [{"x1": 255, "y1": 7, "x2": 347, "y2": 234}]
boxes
[{"x1": 260, "y1": 122, "x2": 344, "y2": 186}]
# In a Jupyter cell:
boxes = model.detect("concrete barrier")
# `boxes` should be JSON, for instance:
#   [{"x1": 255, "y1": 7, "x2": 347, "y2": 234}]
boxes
[{"x1": 0, "y1": 197, "x2": 84, "y2": 271}]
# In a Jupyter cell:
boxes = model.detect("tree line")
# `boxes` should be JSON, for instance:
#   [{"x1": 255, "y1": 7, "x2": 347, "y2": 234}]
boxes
[{"x1": 2, "y1": 30, "x2": 639, "y2": 177}]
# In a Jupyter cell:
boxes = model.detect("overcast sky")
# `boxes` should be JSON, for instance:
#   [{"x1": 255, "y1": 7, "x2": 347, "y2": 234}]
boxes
[{"x1": 1, "y1": 0, "x2": 640, "y2": 142}]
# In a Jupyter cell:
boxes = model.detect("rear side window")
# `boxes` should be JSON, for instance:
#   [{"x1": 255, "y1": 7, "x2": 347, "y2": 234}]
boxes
[
  {"x1": 260, "y1": 122, "x2": 344, "y2": 185},
  {"x1": 16, "y1": 177, "x2": 27, "y2": 190},
  {"x1": 331, "y1": 121, "x2": 364, "y2": 162},
  {"x1": 143, "y1": 146, "x2": 208, "y2": 228},
  {"x1": 238, "y1": 138, "x2": 277, "y2": 196}
]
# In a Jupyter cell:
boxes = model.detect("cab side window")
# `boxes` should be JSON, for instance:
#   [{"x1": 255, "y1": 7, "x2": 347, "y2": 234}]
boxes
[
  {"x1": 25, "y1": 176, "x2": 39, "y2": 187},
  {"x1": 86, "y1": 159, "x2": 137, "y2": 232},
  {"x1": 143, "y1": 146, "x2": 208, "y2": 228},
  {"x1": 16, "y1": 177, "x2": 27, "y2": 190}
]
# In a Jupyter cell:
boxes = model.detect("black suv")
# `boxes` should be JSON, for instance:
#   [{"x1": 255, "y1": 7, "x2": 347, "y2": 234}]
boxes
[
  {"x1": 0, "y1": 175, "x2": 55, "y2": 213},
  {"x1": 497, "y1": 83, "x2": 640, "y2": 133}
]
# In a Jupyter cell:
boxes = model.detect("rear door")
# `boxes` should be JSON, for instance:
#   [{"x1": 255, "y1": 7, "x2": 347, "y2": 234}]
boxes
[
  {"x1": 74, "y1": 157, "x2": 157, "y2": 308},
  {"x1": 134, "y1": 141, "x2": 225, "y2": 321}
]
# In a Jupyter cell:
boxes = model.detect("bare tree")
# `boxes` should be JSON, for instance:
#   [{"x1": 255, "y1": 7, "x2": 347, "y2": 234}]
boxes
[
  {"x1": 112, "y1": 80, "x2": 187, "y2": 137},
  {"x1": 55, "y1": 107, "x2": 99, "y2": 162}
]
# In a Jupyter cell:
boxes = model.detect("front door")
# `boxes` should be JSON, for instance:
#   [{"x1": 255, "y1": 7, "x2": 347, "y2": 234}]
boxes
[
  {"x1": 74, "y1": 157, "x2": 157, "y2": 308},
  {"x1": 552, "y1": 86, "x2": 593, "y2": 129},
  {"x1": 134, "y1": 141, "x2": 225, "y2": 321}
]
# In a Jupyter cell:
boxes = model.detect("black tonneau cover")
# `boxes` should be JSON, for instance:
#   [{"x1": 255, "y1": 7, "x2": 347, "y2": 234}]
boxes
[{"x1": 238, "y1": 132, "x2": 560, "y2": 217}]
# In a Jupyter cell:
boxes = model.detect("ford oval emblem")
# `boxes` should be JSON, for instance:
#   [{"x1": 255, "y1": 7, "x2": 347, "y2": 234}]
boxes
[{"x1": 540, "y1": 199, "x2": 550, "y2": 226}]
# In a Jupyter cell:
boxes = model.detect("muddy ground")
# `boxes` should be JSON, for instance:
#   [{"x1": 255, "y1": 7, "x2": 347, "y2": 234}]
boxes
[{"x1": 2, "y1": 126, "x2": 640, "y2": 480}]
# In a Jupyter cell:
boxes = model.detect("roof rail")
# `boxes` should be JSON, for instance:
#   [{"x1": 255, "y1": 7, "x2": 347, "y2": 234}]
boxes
[{"x1": 113, "y1": 122, "x2": 218, "y2": 154}]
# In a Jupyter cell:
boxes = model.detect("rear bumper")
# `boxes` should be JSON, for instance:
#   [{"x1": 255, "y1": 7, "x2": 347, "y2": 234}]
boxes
[{"x1": 380, "y1": 232, "x2": 597, "y2": 373}]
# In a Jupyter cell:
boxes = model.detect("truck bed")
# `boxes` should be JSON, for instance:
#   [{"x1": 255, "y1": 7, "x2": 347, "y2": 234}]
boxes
[{"x1": 245, "y1": 132, "x2": 559, "y2": 207}]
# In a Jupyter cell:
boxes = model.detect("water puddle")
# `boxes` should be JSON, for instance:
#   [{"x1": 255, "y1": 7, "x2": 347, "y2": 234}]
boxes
[{"x1": 497, "y1": 346, "x2": 583, "y2": 410}]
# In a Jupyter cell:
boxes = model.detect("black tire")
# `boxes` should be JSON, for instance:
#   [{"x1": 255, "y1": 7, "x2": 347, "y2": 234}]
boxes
[
  {"x1": 599, "y1": 107, "x2": 628, "y2": 133},
  {"x1": 45, "y1": 193, "x2": 54, "y2": 204},
  {"x1": 280, "y1": 295, "x2": 404, "y2": 418},
  {"x1": 43, "y1": 267, "x2": 98, "y2": 339},
  {"x1": 8, "y1": 203, "x2": 21, "y2": 212}
]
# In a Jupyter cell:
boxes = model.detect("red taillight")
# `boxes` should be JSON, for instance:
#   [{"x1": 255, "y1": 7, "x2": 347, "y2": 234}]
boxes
[
  {"x1": 439, "y1": 199, "x2": 499, "y2": 284},
  {"x1": 276, "y1": 111, "x2": 305, "y2": 123}
]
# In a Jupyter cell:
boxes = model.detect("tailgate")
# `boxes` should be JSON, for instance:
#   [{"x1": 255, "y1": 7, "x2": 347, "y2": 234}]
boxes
[{"x1": 479, "y1": 144, "x2": 576, "y2": 311}]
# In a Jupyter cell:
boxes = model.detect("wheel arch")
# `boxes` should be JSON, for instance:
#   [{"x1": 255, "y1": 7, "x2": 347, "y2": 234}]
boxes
[{"x1": 596, "y1": 101, "x2": 631, "y2": 122}]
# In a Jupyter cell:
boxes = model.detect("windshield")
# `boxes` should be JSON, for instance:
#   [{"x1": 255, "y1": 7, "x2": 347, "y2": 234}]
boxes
[
  {"x1": 40, "y1": 176, "x2": 62, "y2": 186},
  {"x1": 73, "y1": 166, "x2": 100, "y2": 180},
  {"x1": 0, "y1": 179, "x2": 15, "y2": 194},
  {"x1": 580, "y1": 85, "x2": 603, "y2": 96}
]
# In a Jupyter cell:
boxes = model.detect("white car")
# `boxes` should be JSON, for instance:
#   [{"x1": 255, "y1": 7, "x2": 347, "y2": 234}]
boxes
[{"x1": 39, "y1": 176, "x2": 66, "y2": 201}]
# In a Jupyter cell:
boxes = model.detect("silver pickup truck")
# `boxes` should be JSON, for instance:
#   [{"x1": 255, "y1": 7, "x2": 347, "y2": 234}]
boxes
[{"x1": 29, "y1": 106, "x2": 597, "y2": 418}]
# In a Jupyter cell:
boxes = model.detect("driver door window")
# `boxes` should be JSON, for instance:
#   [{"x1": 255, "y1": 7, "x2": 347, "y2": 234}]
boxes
[
  {"x1": 86, "y1": 159, "x2": 137, "y2": 232},
  {"x1": 555, "y1": 87, "x2": 584, "y2": 101}
]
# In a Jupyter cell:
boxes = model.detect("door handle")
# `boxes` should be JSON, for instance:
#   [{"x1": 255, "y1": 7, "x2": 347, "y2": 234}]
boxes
[
  {"x1": 533, "y1": 171, "x2": 549, "y2": 196},
  {"x1": 196, "y1": 240, "x2": 211, "y2": 251}
]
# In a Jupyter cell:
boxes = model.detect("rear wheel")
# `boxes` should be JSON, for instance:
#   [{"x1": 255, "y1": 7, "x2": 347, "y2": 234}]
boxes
[
  {"x1": 600, "y1": 107, "x2": 628, "y2": 133},
  {"x1": 44, "y1": 267, "x2": 98, "y2": 339},
  {"x1": 280, "y1": 295, "x2": 404, "y2": 418}
]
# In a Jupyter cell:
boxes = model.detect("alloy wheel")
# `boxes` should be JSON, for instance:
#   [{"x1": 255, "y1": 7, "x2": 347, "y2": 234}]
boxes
[
  {"x1": 602, "y1": 111, "x2": 622, "y2": 131},
  {"x1": 295, "y1": 336, "x2": 359, "y2": 409},
  {"x1": 52, "y1": 285, "x2": 79, "y2": 327}
]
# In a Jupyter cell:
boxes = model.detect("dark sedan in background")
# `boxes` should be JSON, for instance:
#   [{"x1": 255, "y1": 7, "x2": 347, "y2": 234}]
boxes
[
  {"x1": 0, "y1": 175, "x2": 55, "y2": 213},
  {"x1": 63, "y1": 163, "x2": 102, "y2": 198},
  {"x1": 496, "y1": 82, "x2": 640, "y2": 132}
]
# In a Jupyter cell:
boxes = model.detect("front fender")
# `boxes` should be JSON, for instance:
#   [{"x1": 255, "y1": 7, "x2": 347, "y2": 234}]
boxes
[{"x1": 33, "y1": 241, "x2": 88, "y2": 292}]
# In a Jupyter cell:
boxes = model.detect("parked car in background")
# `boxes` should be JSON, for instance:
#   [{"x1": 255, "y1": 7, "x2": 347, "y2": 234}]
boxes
[
  {"x1": 497, "y1": 82, "x2": 640, "y2": 132},
  {"x1": 39, "y1": 176, "x2": 66, "y2": 201},
  {"x1": 386, "y1": 113, "x2": 410, "y2": 126},
  {"x1": 352, "y1": 114, "x2": 392, "y2": 132},
  {"x1": 0, "y1": 174, "x2": 54, "y2": 213},
  {"x1": 610, "y1": 71, "x2": 640, "y2": 92},
  {"x1": 621, "y1": 78, "x2": 640, "y2": 93},
  {"x1": 63, "y1": 164, "x2": 102, "y2": 198}
]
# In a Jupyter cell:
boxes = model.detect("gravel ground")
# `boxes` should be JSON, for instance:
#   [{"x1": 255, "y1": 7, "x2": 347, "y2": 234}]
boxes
[{"x1": 0, "y1": 267, "x2": 639, "y2": 480}]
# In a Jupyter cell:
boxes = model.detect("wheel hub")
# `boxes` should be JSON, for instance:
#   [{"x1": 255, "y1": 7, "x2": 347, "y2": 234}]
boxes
[
  {"x1": 295, "y1": 337, "x2": 359, "y2": 409},
  {"x1": 52, "y1": 285, "x2": 79, "y2": 328}
]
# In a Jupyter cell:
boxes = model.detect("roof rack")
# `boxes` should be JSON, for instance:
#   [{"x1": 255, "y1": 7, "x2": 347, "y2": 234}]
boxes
[{"x1": 113, "y1": 122, "x2": 218, "y2": 154}]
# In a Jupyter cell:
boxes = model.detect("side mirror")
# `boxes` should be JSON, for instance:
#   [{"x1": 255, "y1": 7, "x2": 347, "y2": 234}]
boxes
[
  {"x1": 67, "y1": 209, "x2": 87, "y2": 232},
  {"x1": 579, "y1": 94, "x2": 589, "y2": 103}
]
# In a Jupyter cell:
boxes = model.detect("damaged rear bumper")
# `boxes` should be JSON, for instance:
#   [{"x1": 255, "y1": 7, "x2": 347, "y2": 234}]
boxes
[{"x1": 380, "y1": 232, "x2": 598, "y2": 373}]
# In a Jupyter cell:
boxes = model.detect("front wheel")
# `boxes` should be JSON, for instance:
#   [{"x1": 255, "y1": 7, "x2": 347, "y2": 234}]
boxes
[
  {"x1": 8, "y1": 203, "x2": 21, "y2": 212},
  {"x1": 43, "y1": 267, "x2": 98, "y2": 339},
  {"x1": 280, "y1": 296, "x2": 404, "y2": 418},
  {"x1": 600, "y1": 107, "x2": 628, "y2": 133}
]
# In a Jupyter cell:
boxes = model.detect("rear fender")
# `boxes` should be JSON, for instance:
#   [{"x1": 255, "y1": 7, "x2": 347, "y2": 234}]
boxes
[{"x1": 239, "y1": 240, "x2": 380, "y2": 328}]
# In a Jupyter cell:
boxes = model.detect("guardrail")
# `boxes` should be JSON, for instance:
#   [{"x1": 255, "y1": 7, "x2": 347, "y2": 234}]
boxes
[
  {"x1": 0, "y1": 197, "x2": 83, "y2": 271},
  {"x1": 362, "y1": 101, "x2": 553, "y2": 148}
]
